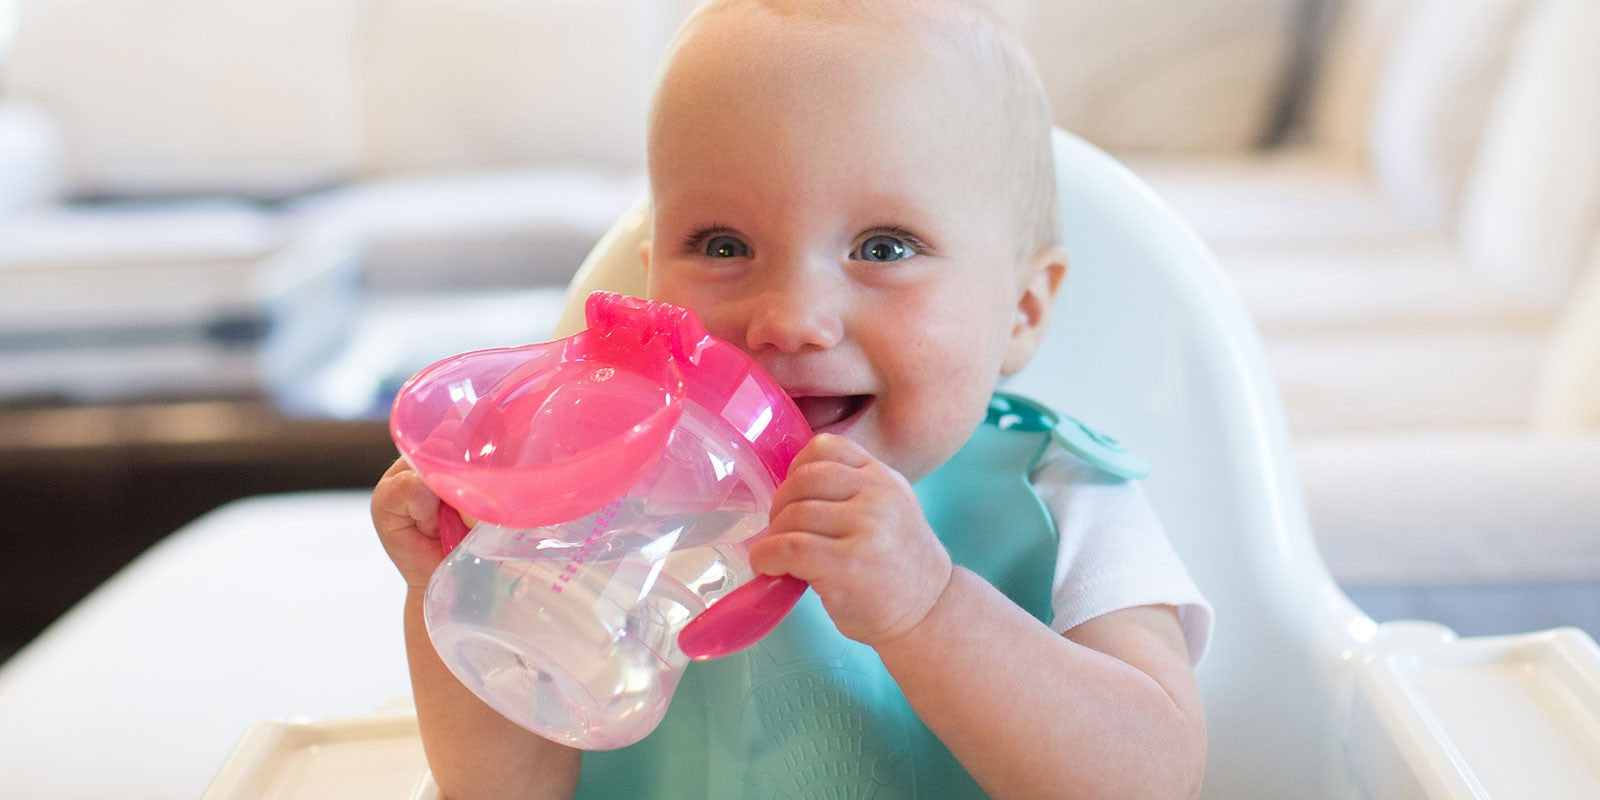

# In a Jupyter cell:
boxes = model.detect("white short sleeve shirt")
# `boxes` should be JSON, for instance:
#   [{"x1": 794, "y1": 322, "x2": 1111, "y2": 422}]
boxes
[{"x1": 1032, "y1": 441, "x2": 1214, "y2": 664}]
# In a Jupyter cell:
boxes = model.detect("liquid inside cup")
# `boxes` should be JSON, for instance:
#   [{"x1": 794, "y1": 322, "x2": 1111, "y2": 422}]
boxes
[{"x1": 423, "y1": 401, "x2": 772, "y2": 748}]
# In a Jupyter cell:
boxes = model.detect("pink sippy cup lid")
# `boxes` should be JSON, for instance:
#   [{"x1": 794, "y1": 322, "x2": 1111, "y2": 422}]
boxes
[
  {"x1": 389, "y1": 292, "x2": 811, "y2": 530},
  {"x1": 587, "y1": 293, "x2": 812, "y2": 483}
]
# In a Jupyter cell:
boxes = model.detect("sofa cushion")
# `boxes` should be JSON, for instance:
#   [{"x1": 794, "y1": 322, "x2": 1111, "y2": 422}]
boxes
[
  {"x1": 1299, "y1": 430, "x2": 1600, "y2": 584},
  {"x1": 1535, "y1": 236, "x2": 1600, "y2": 428},
  {"x1": 288, "y1": 168, "x2": 646, "y2": 291},
  {"x1": 1223, "y1": 234, "x2": 1557, "y2": 333},
  {"x1": 280, "y1": 287, "x2": 570, "y2": 419},
  {"x1": 1303, "y1": 0, "x2": 1423, "y2": 159},
  {"x1": 360, "y1": 0, "x2": 670, "y2": 176},
  {"x1": 0, "y1": 202, "x2": 282, "y2": 279},
  {"x1": 1265, "y1": 323, "x2": 1546, "y2": 433},
  {"x1": 1128, "y1": 149, "x2": 1413, "y2": 249},
  {"x1": 1368, "y1": 0, "x2": 1530, "y2": 229},
  {"x1": 0, "y1": 0, "x2": 365, "y2": 199},
  {"x1": 0, "y1": 101, "x2": 65, "y2": 213},
  {"x1": 1457, "y1": 0, "x2": 1600, "y2": 294},
  {"x1": 1005, "y1": 0, "x2": 1298, "y2": 153},
  {"x1": 1113, "y1": 154, "x2": 1560, "y2": 336},
  {"x1": 0, "y1": 207, "x2": 358, "y2": 402}
]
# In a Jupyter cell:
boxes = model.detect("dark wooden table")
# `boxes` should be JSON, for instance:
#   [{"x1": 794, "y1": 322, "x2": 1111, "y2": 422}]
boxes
[{"x1": 0, "y1": 399, "x2": 400, "y2": 656}]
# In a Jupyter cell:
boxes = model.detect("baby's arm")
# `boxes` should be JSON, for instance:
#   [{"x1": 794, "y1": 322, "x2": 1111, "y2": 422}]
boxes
[
  {"x1": 878, "y1": 578, "x2": 1205, "y2": 799},
  {"x1": 752, "y1": 435, "x2": 1206, "y2": 800},
  {"x1": 372, "y1": 459, "x2": 582, "y2": 800}
]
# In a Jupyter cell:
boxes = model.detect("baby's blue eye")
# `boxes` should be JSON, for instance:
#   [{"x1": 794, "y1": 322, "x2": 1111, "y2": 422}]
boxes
[
  {"x1": 703, "y1": 235, "x2": 750, "y2": 258},
  {"x1": 857, "y1": 235, "x2": 912, "y2": 263}
]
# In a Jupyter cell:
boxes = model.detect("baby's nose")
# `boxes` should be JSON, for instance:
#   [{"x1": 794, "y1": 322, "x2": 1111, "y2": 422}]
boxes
[{"x1": 743, "y1": 274, "x2": 844, "y2": 354}]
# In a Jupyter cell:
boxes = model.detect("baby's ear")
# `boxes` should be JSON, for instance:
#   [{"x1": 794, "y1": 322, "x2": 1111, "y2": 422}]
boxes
[{"x1": 1001, "y1": 246, "x2": 1068, "y2": 375}]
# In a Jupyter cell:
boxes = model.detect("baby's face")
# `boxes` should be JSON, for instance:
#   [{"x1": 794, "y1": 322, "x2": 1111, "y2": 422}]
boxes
[{"x1": 645, "y1": 16, "x2": 1053, "y2": 481}]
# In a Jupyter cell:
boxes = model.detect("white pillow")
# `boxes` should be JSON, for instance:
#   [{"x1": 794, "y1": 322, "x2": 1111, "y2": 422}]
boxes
[
  {"x1": 1003, "y1": 0, "x2": 1298, "y2": 153},
  {"x1": 1535, "y1": 236, "x2": 1600, "y2": 429},
  {"x1": 1367, "y1": 0, "x2": 1530, "y2": 229},
  {"x1": 361, "y1": 0, "x2": 673, "y2": 176},
  {"x1": 1457, "y1": 0, "x2": 1600, "y2": 293},
  {"x1": 0, "y1": 0, "x2": 365, "y2": 199}
]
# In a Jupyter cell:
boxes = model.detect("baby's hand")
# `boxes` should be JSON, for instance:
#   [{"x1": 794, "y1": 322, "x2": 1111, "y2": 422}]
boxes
[
  {"x1": 750, "y1": 434, "x2": 953, "y2": 647},
  {"x1": 371, "y1": 457, "x2": 456, "y2": 590}
]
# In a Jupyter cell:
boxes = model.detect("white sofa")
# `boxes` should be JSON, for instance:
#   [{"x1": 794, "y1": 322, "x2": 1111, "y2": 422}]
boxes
[
  {"x1": 1124, "y1": 0, "x2": 1600, "y2": 630},
  {"x1": 1130, "y1": 0, "x2": 1600, "y2": 435},
  {"x1": 0, "y1": 0, "x2": 670, "y2": 402},
  {"x1": 0, "y1": 0, "x2": 1305, "y2": 407},
  {"x1": 0, "y1": 0, "x2": 1301, "y2": 287},
  {"x1": 0, "y1": 0, "x2": 663, "y2": 291}
]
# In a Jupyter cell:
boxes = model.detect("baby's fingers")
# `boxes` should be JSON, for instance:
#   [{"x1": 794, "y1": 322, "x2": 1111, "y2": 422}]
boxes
[
  {"x1": 371, "y1": 458, "x2": 450, "y2": 588},
  {"x1": 767, "y1": 496, "x2": 861, "y2": 543},
  {"x1": 747, "y1": 525, "x2": 843, "y2": 583},
  {"x1": 773, "y1": 434, "x2": 874, "y2": 506},
  {"x1": 794, "y1": 433, "x2": 873, "y2": 468},
  {"x1": 774, "y1": 458, "x2": 862, "y2": 509},
  {"x1": 373, "y1": 460, "x2": 442, "y2": 539}
]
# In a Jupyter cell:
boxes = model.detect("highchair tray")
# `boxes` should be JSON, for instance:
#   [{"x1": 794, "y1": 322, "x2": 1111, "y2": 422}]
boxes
[
  {"x1": 197, "y1": 624, "x2": 1600, "y2": 799},
  {"x1": 201, "y1": 714, "x2": 439, "y2": 800},
  {"x1": 1350, "y1": 623, "x2": 1600, "y2": 797}
]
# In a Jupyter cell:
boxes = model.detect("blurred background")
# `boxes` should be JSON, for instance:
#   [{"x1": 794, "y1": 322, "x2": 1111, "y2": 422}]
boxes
[{"x1": 0, "y1": 0, "x2": 1597, "y2": 669}]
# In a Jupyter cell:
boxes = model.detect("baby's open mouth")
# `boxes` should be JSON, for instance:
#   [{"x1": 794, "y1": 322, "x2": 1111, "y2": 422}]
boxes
[{"x1": 791, "y1": 394, "x2": 872, "y2": 433}]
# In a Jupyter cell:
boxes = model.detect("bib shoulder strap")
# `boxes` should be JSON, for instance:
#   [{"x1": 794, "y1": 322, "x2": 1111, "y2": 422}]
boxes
[{"x1": 988, "y1": 393, "x2": 1149, "y2": 480}]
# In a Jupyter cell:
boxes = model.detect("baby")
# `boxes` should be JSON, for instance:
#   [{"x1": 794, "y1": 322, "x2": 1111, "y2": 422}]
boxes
[{"x1": 373, "y1": 1, "x2": 1211, "y2": 797}]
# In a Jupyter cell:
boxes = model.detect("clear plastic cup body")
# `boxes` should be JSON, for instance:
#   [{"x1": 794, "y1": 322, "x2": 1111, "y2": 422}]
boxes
[{"x1": 422, "y1": 401, "x2": 774, "y2": 749}]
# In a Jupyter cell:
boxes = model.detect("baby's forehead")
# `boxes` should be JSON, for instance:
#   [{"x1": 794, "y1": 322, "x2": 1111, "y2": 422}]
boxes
[
  {"x1": 660, "y1": 0, "x2": 1055, "y2": 249},
  {"x1": 670, "y1": 2, "x2": 1035, "y2": 139}
]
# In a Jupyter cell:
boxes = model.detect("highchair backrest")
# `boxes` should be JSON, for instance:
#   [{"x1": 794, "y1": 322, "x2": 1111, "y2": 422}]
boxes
[{"x1": 555, "y1": 129, "x2": 1371, "y2": 798}]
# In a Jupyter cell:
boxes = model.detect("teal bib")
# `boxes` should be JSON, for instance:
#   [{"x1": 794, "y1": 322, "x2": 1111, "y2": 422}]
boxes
[{"x1": 575, "y1": 394, "x2": 1117, "y2": 798}]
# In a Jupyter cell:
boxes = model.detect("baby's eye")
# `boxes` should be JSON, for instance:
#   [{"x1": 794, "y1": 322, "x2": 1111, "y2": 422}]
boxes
[
  {"x1": 703, "y1": 235, "x2": 750, "y2": 259},
  {"x1": 855, "y1": 235, "x2": 913, "y2": 263}
]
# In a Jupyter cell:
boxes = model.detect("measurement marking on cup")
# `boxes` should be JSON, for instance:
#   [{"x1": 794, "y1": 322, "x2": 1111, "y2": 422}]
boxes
[{"x1": 551, "y1": 501, "x2": 620, "y2": 593}]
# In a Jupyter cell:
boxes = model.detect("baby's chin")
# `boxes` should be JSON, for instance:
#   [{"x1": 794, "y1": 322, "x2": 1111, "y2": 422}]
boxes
[{"x1": 870, "y1": 410, "x2": 994, "y2": 484}]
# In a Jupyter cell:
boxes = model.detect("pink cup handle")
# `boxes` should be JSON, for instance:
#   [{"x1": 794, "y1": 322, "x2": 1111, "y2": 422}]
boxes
[
  {"x1": 437, "y1": 502, "x2": 471, "y2": 555},
  {"x1": 677, "y1": 573, "x2": 809, "y2": 661}
]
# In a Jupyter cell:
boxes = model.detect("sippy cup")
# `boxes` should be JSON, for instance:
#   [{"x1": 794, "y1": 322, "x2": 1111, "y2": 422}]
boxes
[{"x1": 389, "y1": 292, "x2": 812, "y2": 749}]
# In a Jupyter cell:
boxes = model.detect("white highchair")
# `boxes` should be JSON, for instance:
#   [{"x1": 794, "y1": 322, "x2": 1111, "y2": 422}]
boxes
[
  {"x1": 549, "y1": 129, "x2": 1600, "y2": 799},
  {"x1": 19, "y1": 130, "x2": 1595, "y2": 799}
]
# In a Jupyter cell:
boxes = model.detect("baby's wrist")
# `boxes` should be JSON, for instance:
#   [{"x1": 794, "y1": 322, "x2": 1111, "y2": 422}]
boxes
[
  {"x1": 404, "y1": 585, "x2": 429, "y2": 617},
  {"x1": 870, "y1": 558, "x2": 958, "y2": 653}
]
